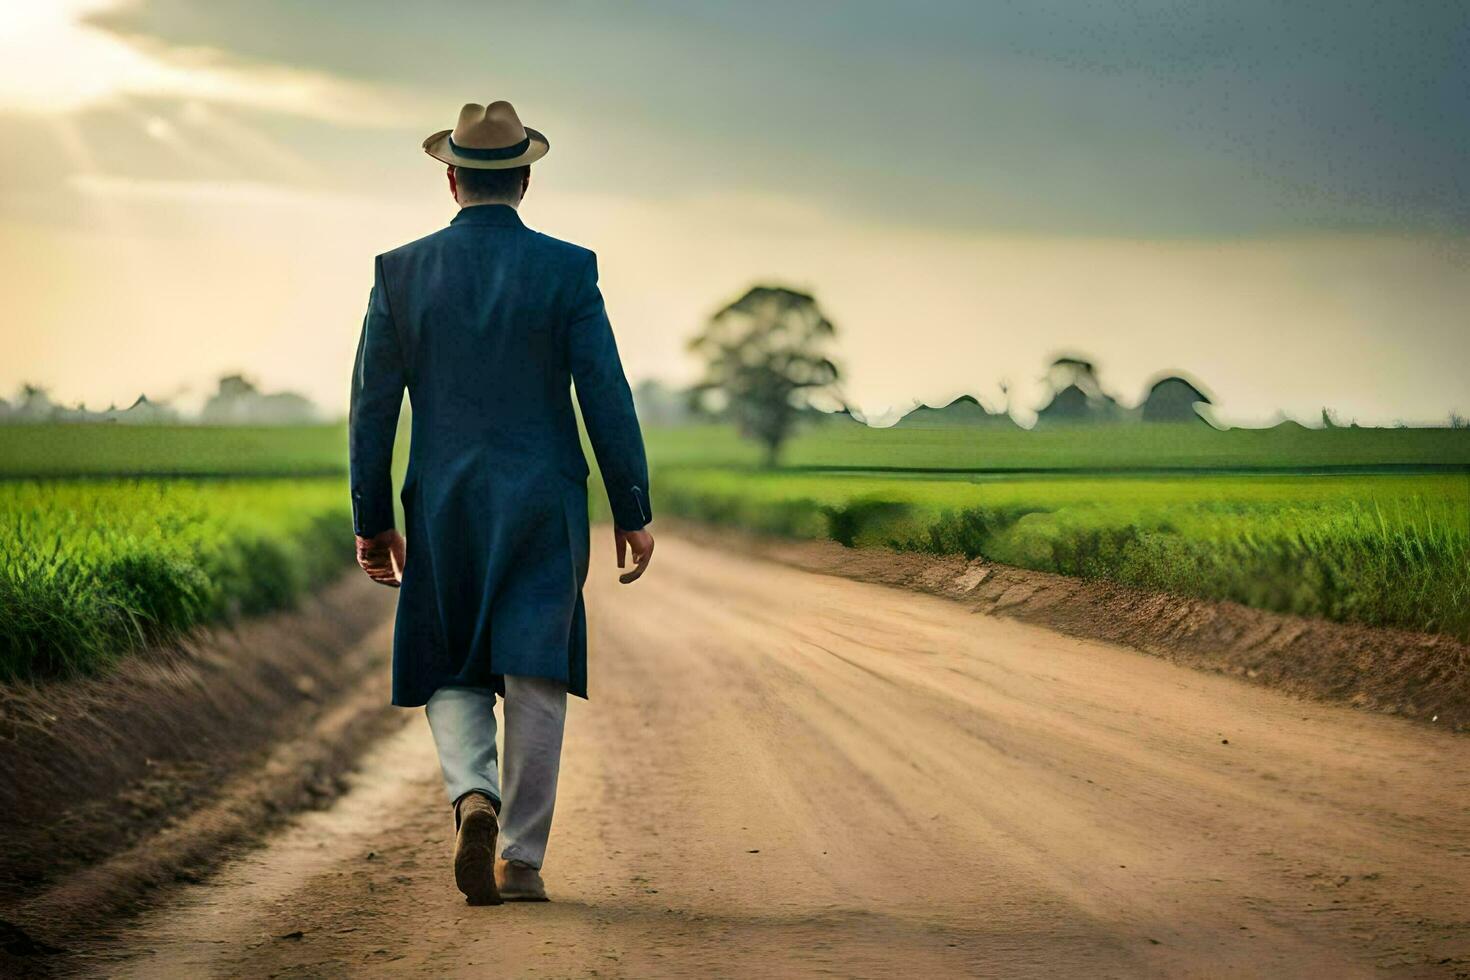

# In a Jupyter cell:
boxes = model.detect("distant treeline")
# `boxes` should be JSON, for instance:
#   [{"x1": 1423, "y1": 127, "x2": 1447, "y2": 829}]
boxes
[
  {"x1": 0, "y1": 375, "x2": 319, "y2": 427},
  {"x1": 635, "y1": 354, "x2": 1468, "y2": 433}
]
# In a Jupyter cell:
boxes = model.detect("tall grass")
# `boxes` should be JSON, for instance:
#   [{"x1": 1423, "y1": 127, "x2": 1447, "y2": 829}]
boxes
[
  {"x1": 645, "y1": 470, "x2": 1470, "y2": 638},
  {"x1": 0, "y1": 479, "x2": 350, "y2": 681}
]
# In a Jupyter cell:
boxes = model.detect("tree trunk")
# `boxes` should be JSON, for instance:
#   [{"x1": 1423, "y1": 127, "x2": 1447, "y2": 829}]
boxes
[{"x1": 762, "y1": 438, "x2": 781, "y2": 468}]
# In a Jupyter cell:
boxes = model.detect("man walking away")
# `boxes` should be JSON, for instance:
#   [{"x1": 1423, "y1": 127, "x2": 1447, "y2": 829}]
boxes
[{"x1": 349, "y1": 100, "x2": 655, "y2": 905}]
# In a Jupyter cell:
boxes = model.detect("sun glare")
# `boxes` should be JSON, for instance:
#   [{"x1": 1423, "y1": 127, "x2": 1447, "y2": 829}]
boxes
[
  {"x1": 0, "y1": 0, "x2": 409, "y2": 124},
  {"x1": 0, "y1": 0, "x2": 182, "y2": 112}
]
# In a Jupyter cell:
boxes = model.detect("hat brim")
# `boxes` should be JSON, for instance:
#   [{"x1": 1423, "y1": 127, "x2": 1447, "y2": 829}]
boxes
[{"x1": 422, "y1": 127, "x2": 549, "y2": 169}]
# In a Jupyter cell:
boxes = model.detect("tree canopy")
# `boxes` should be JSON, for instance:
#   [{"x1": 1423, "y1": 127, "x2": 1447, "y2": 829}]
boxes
[{"x1": 688, "y1": 285, "x2": 840, "y2": 465}]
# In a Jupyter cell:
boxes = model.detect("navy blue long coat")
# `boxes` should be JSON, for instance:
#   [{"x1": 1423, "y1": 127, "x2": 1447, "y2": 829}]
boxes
[{"x1": 349, "y1": 204, "x2": 651, "y2": 707}]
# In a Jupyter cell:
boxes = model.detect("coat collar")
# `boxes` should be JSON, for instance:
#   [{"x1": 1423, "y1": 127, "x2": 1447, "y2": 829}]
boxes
[{"x1": 450, "y1": 203, "x2": 524, "y2": 228}]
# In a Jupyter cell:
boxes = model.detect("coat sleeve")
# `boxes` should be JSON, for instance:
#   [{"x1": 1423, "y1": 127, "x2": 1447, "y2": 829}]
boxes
[
  {"x1": 568, "y1": 251, "x2": 652, "y2": 531},
  {"x1": 348, "y1": 255, "x2": 406, "y2": 538}
]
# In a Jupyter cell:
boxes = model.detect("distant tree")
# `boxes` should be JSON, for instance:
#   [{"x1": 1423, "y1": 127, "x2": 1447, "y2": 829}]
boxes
[
  {"x1": 1034, "y1": 355, "x2": 1124, "y2": 426},
  {"x1": 1321, "y1": 407, "x2": 1339, "y2": 429},
  {"x1": 15, "y1": 383, "x2": 56, "y2": 422},
  {"x1": 1450, "y1": 410, "x2": 1468, "y2": 430},
  {"x1": 631, "y1": 378, "x2": 693, "y2": 428},
  {"x1": 688, "y1": 285, "x2": 840, "y2": 466},
  {"x1": 1140, "y1": 376, "x2": 1212, "y2": 425},
  {"x1": 201, "y1": 373, "x2": 317, "y2": 425},
  {"x1": 1045, "y1": 356, "x2": 1100, "y2": 395}
]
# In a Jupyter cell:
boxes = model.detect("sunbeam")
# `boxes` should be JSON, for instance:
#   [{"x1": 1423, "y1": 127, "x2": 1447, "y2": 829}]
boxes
[
  {"x1": 120, "y1": 104, "x2": 234, "y2": 177},
  {"x1": 45, "y1": 113, "x2": 128, "y2": 236},
  {"x1": 178, "y1": 101, "x2": 318, "y2": 184}
]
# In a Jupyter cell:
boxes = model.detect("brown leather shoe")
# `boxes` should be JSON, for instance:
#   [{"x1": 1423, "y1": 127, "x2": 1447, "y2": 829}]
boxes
[
  {"x1": 454, "y1": 792, "x2": 501, "y2": 905},
  {"x1": 495, "y1": 857, "x2": 549, "y2": 902}
]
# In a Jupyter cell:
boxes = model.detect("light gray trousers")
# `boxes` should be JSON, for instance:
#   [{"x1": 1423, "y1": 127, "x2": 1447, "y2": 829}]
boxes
[{"x1": 424, "y1": 676, "x2": 568, "y2": 869}]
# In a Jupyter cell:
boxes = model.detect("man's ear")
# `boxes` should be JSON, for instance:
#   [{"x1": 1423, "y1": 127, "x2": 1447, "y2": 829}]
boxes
[
  {"x1": 446, "y1": 165, "x2": 458, "y2": 202},
  {"x1": 521, "y1": 169, "x2": 531, "y2": 199}
]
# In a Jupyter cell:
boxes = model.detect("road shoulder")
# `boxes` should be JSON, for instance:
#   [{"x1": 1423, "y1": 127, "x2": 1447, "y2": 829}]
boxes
[
  {"x1": 0, "y1": 573, "x2": 403, "y2": 962},
  {"x1": 668, "y1": 520, "x2": 1470, "y2": 732}
]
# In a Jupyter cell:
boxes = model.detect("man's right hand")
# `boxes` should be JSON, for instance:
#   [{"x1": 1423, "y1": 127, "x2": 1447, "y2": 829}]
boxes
[
  {"x1": 356, "y1": 528, "x2": 406, "y2": 587},
  {"x1": 615, "y1": 527, "x2": 654, "y2": 584}
]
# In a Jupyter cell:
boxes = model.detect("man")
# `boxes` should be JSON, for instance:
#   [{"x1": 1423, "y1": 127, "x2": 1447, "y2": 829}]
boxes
[{"x1": 349, "y1": 100, "x2": 654, "y2": 906}]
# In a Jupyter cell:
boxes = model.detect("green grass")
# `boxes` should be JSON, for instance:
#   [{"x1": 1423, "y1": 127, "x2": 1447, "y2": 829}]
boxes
[
  {"x1": 0, "y1": 423, "x2": 348, "y2": 478},
  {"x1": 623, "y1": 420, "x2": 1470, "y2": 637},
  {"x1": 6, "y1": 418, "x2": 1466, "y2": 481},
  {"x1": 0, "y1": 478, "x2": 351, "y2": 682},
  {"x1": 645, "y1": 466, "x2": 1470, "y2": 638},
  {"x1": 4, "y1": 418, "x2": 1467, "y2": 683},
  {"x1": 617, "y1": 421, "x2": 1470, "y2": 639}
]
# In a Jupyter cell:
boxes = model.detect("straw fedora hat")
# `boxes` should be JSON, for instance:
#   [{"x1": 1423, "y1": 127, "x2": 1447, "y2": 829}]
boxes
[{"x1": 423, "y1": 101, "x2": 549, "y2": 169}]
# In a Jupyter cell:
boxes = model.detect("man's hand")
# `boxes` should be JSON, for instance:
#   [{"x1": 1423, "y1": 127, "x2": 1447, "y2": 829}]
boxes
[
  {"x1": 356, "y1": 528, "x2": 406, "y2": 587},
  {"x1": 615, "y1": 527, "x2": 654, "y2": 584}
]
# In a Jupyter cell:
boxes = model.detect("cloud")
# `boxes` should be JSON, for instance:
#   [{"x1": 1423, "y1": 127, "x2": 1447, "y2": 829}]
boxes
[
  {"x1": 65, "y1": 173, "x2": 364, "y2": 209},
  {"x1": 13, "y1": 1, "x2": 1466, "y2": 235},
  {"x1": 0, "y1": 0, "x2": 421, "y2": 126}
]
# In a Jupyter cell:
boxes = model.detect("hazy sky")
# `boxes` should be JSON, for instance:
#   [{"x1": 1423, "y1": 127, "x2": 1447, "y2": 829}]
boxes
[{"x1": 1, "y1": 0, "x2": 1466, "y2": 425}]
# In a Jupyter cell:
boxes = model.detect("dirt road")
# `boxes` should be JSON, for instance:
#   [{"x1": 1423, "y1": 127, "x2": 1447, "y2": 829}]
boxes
[{"x1": 77, "y1": 532, "x2": 1469, "y2": 978}]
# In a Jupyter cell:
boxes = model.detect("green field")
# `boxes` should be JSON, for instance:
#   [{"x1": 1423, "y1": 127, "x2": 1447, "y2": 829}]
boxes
[
  {"x1": 3, "y1": 418, "x2": 1467, "y2": 682},
  {"x1": 622, "y1": 422, "x2": 1470, "y2": 640},
  {"x1": 0, "y1": 423, "x2": 347, "y2": 478},
  {"x1": 648, "y1": 468, "x2": 1470, "y2": 638},
  {"x1": 0, "y1": 478, "x2": 349, "y2": 681},
  {"x1": 6, "y1": 419, "x2": 1468, "y2": 478},
  {"x1": 642, "y1": 421, "x2": 1470, "y2": 471}
]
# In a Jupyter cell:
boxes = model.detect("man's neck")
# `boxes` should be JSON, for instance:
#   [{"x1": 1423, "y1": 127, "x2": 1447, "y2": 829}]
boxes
[{"x1": 458, "y1": 198, "x2": 519, "y2": 210}]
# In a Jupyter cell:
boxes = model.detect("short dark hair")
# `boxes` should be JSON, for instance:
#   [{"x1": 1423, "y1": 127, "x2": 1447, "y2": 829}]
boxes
[{"x1": 453, "y1": 164, "x2": 529, "y2": 201}]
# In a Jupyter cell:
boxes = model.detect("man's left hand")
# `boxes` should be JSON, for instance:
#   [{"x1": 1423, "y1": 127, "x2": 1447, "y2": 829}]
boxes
[
  {"x1": 615, "y1": 526, "x2": 654, "y2": 584},
  {"x1": 356, "y1": 528, "x2": 406, "y2": 587}
]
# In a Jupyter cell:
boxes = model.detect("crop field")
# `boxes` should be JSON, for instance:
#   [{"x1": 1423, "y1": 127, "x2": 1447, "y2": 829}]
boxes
[
  {"x1": 641, "y1": 421, "x2": 1470, "y2": 471},
  {"x1": 0, "y1": 423, "x2": 347, "y2": 478},
  {"x1": 9, "y1": 418, "x2": 1465, "y2": 479},
  {"x1": 623, "y1": 421, "x2": 1470, "y2": 639},
  {"x1": 0, "y1": 478, "x2": 349, "y2": 682},
  {"x1": 647, "y1": 467, "x2": 1470, "y2": 638},
  {"x1": 4, "y1": 419, "x2": 1467, "y2": 683}
]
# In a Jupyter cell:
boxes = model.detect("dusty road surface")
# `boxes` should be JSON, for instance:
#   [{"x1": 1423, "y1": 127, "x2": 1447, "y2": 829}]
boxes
[{"x1": 76, "y1": 532, "x2": 1469, "y2": 978}]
